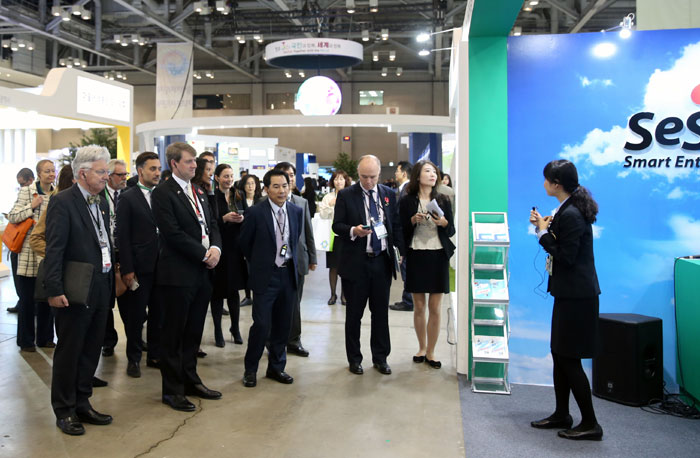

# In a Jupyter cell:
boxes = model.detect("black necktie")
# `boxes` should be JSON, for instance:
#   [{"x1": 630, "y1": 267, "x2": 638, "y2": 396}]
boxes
[
  {"x1": 368, "y1": 190, "x2": 381, "y2": 255},
  {"x1": 113, "y1": 190, "x2": 119, "y2": 207}
]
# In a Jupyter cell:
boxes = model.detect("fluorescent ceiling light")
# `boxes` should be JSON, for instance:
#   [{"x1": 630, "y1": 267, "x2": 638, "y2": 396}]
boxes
[
  {"x1": 416, "y1": 32, "x2": 430, "y2": 42},
  {"x1": 418, "y1": 49, "x2": 430, "y2": 56}
]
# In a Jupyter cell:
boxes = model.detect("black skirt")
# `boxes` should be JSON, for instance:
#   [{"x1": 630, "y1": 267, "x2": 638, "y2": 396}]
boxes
[
  {"x1": 405, "y1": 249, "x2": 450, "y2": 294},
  {"x1": 551, "y1": 296, "x2": 600, "y2": 358}
]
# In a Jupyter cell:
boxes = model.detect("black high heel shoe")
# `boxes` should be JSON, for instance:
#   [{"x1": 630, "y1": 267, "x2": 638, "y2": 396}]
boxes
[
  {"x1": 230, "y1": 332, "x2": 243, "y2": 345},
  {"x1": 327, "y1": 294, "x2": 337, "y2": 305}
]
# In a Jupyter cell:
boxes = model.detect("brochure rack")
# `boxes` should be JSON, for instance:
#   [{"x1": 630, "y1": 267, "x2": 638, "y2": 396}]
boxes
[{"x1": 471, "y1": 212, "x2": 511, "y2": 394}]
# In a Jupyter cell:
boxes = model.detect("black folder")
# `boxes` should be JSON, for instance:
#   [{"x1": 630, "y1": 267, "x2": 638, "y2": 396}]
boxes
[{"x1": 34, "y1": 260, "x2": 94, "y2": 306}]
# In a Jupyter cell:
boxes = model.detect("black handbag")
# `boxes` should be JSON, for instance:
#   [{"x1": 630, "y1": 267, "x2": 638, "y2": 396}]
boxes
[{"x1": 34, "y1": 260, "x2": 94, "y2": 306}]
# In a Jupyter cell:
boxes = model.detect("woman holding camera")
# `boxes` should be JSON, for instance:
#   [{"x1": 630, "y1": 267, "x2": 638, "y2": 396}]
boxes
[{"x1": 529, "y1": 159, "x2": 602, "y2": 441}]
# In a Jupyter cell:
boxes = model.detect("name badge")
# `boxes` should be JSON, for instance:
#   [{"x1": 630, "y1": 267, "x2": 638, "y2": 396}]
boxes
[
  {"x1": 100, "y1": 241, "x2": 112, "y2": 273},
  {"x1": 280, "y1": 244, "x2": 288, "y2": 257},
  {"x1": 545, "y1": 255, "x2": 553, "y2": 276},
  {"x1": 373, "y1": 221, "x2": 388, "y2": 240}
]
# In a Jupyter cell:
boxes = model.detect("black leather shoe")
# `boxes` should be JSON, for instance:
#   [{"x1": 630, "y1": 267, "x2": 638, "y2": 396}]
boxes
[
  {"x1": 38, "y1": 342, "x2": 56, "y2": 348},
  {"x1": 56, "y1": 416, "x2": 85, "y2": 436},
  {"x1": 531, "y1": 414, "x2": 574, "y2": 429},
  {"x1": 266, "y1": 369, "x2": 294, "y2": 384},
  {"x1": 389, "y1": 302, "x2": 413, "y2": 312},
  {"x1": 373, "y1": 362, "x2": 392, "y2": 375},
  {"x1": 222, "y1": 308, "x2": 230, "y2": 316},
  {"x1": 287, "y1": 344, "x2": 309, "y2": 357},
  {"x1": 162, "y1": 395, "x2": 196, "y2": 412},
  {"x1": 20, "y1": 346, "x2": 36, "y2": 353},
  {"x1": 197, "y1": 349, "x2": 207, "y2": 358},
  {"x1": 127, "y1": 361, "x2": 141, "y2": 378},
  {"x1": 101, "y1": 347, "x2": 114, "y2": 357},
  {"x1": 243, "y1": 371, "x2": 257, "y2": 387},
  {"x1": 240, "y1": 297, "x2": 253, "y2": 306},
  {"x1": 76, "y1": 408, "x2": 113, "y2": 425},
  {"x1": 558, "y1": 423, "x2": 603, "y2": 441},
  {"x1": 146, "y1": 359, "x2": 160, "y2": 369},
  {"x1": 185, "y1": 383, "x2": 222, "y2": 400},
  {"x1": 349, "y1": 363, "x2": 364, "y2": 374},
  {"x1": 92, "y1": 376, "x2": 108, "y2": 388},
  {"x1": 7, "y1": 305, "x2": 18, "y2": 313}
]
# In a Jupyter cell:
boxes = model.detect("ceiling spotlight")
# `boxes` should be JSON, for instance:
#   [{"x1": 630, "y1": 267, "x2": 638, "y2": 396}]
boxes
[
  {"x1": 620, "y1": 13, "x2": 634, "y2": 39},
  {"x1": 523, "y1": 6, "x2": 532, "y2": 12},
  {"x1": 512, "y1": 26, "x2": 522, "y2": 36},
  {"x1": 362, "y1": 29, "x2": 369, "y2": 42},
  {"x1": 139, "y1": 37, "x2": 147, "y2": 46},
  {"x1": 1, "y1": 40, "x2": 9, "y2": 49},
  {"x1": 131, "y1": 34, "x2": 140, "y2": 43},
  {"x1": 72, "y1": 5, "x2": 82, "y2": 15},
  {"x1": 253, "y1": 33, "x2": 261, "y2": 41},
  {"x1": 529, "y1": 0, "x2": 539, "y2": 5},
  {"x1": 284, "y1": 70, "x2": 292, "y2": 78},
  {"x1": 372, "y1": 51, "x2": 379, "y2": 62},
  {"x1": 193, "y1": 1, "x2": 204, "y2": 12},
  {"x1": 10, "y1": 40, "x2": 18, "y2": 51},
  {"x1": 416, "y1": 32, "x2": 430, "y2": 42},
  {"x1": 236, "y1": 35, "x2": 245, "y2": 44},
  {"x1": 346, "y1": 0, "x2": 355, "y2": 14},
  {"x1": 51, "y1": 6, "x2": 61, "y2": 17},
  {"x1": 114, "y1": 34, "x2": 122, "y2": 43},
  {"x1": 121, "y1": 40, "x2": 128, "y2": 47},
  {"x1": 82, "y1": 10, "x2": 91, "y2": 20},
  {"x1": 298, "y1": 70, "x2": 305, "y2": 77},
  {"x1": 369, "y1": 0, "x2": 379, "y2": 13},
  {"x1": 389, "y1": 50, "x2": 396, "y2": 61},
  {"x1": 381, "y1": 28, "x2": 389, "y2": 40},
  {"x1": 18, "y1": 40, "x2": 26, "y2": 48},
  {"x1": 216, "y1": 0, "x2": 226, "y2": 11},
  {"x1": 256, "y1": 35, "x2": 264, "y2": 43},
  {"x1": 59, "y1": 58, "x2": 67, "y2": 66},
  {"x1": 381, "y1": 67, "x2": 388, "y2": 77},
  {"x1": 418, "y1": 49, "x2": 430, "y2": 56},
  {"x1": 61, "y1": 10, "x2": 71, "y2": 21},
  {"x1": 205, "y1": 70, "x2": 213, "y2": 78},
  {"x1": 396, "y1": 67, "x2": 402, "y2": 76}
]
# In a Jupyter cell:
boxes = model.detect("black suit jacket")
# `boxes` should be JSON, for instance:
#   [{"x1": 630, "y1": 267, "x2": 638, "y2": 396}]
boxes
[
  {"x1": 44, "y1": 184, "x2": 114, "y2": 304},
  {"x1": 151, "y1": 177, "x2": 221, "y2": 287},
  {"x1": 399, "y1": 194, "x2": 456, "y2": 259},
  {"x1": 239, "y1": 199, "x2": 303, "y2": 293},
  {"x1": 115, "y1": 186, "x2": 159, "y2": 276},
  {"x1": 539, "y1": 199, "x2": 601, "y2": 299},
  {"x1": 332, "y1": 183, "x2": 404, "y2": 281}
]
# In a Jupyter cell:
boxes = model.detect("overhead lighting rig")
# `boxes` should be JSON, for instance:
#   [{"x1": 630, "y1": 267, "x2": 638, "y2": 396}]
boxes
[
  {"x1": 59, "y1": 57, "x2": 88, "y2": 68},
  {"x1": 52, "y1": 5, "x2": 91, "y2": 21},
  {"x1": 114, "y1": 34, "x2": 150, "y2": 46},
  {"x1": 2, "y1": 38, "x2": 35, "y2": 51},
  {"x1": 103, "y1": 71, "x2": 127, "y2": 81},
  {"x1": 193, "y1": 71, "x2": 215, "y2": 80}
]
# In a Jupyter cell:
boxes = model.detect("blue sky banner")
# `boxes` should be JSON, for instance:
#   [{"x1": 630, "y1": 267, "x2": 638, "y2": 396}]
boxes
[{"x1": 507, "y1": 28, "x2": 700, "y2": 386}]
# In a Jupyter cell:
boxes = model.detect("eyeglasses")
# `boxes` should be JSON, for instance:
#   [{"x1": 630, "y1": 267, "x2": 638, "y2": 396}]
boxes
[
  {"x1": 111, "y1": 172, "x2": 128, "y2": 178},
  {"x1": 90, "y1": 168, "x2": 109, "y2": 176}
]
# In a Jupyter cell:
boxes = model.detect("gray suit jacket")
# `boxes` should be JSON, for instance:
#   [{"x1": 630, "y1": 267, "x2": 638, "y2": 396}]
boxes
[{"x1": 263, "y1": 194, "x2": 317, "y2": 275}]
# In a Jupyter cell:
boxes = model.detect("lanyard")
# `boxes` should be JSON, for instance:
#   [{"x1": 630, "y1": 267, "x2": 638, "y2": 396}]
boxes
[
  {"x1": 362, "y1": 189, "x2": 383, "y2": 223},
  {"x1": 186, "y1": 184, "x2": 209, "y2": 235},
  {"x1": 137, "y1": 183, "x2": 153, "y2": 193},
  {"x1": 85, "y1": 199, "x2": 104, "y2": 240},
  {"x1": 271, "y1": 207, "x2": 287, "y2": 241},
  {"x1": 104, "y1": 188, "x2": 117, "y2": 217}
]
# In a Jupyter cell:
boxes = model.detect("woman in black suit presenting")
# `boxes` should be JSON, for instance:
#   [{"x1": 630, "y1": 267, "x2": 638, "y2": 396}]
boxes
[
  {"x1": 210, "y1": 164, "x2": 247, "y2": 347},
  {"x1": 399, "y1": 160, "x2": 455, "y2": 369},
  {"x1": 529, "y1": 159, "x2": 602, "y2": 441}
]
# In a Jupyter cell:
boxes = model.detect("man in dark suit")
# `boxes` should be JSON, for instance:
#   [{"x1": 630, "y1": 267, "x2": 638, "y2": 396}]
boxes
[
  {"x1": 240, "y1": 169, "x2": 303, "y2": 388},
  {"x1": 115, "y1": 152, "x2": 162, "y2": 378},
  {"x1": 151, "y1": 142, "x2": 222, "y2": 411},
  {"x1": 273, "y1": 162, "x2": 317, "y2": 357},
  {"x1": 45, "y1": 146, "x2": 114, "y2": 436},
  {"x1": 332, "y1": 155, "x2": 404, "y2": 375}
]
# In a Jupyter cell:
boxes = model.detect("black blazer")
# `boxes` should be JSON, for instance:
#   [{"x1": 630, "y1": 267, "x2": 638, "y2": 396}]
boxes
[
  {"x1": 399, "y1": 194, "x2": 456, "y2": 259},
  {"x1": 212, "y1": 188, "x2": 248, "y2": 295},
  {"x1": 539, "y1": 199, "x2": 600, "y2": 299},
  {"x1": 115, "y1": 186, "x2": 159, "y2": 276},
  {"x1": 151, "y1": 177, "x2": 221, "y2": 287},
  {"x1": 332, "y1": 183, "x2": 404, "y2": 281},
  {"x1": 44, "y1": 184, "x2": 114, "y2": 303},
  {"x1": 239, "y1": 199, "x2": 303, "y2": 293}
]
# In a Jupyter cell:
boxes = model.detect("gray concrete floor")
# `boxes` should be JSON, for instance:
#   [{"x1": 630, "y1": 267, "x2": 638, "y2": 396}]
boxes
[{"x1": 0, "y1": 256, "x2": 464, "y2": 458}]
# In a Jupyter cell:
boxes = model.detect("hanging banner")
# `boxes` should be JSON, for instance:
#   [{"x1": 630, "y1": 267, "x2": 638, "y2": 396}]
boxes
[{"x1": 156, "y1": 42, "x2": 193, "y2": 120}]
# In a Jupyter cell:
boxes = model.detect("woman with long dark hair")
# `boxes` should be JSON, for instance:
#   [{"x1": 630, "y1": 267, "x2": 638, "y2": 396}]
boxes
[
  {"x1": 399, "y1": 160, "x2": 455, "y2": 368},
  {"x1": 302, "y1": 177, "x2": 317, "y2": 218},
  {"x1": 210, "y1": 164, "x2": 246, "y2": 346},
  {"x1": 529, "y1": 159, "x2": 602, "y2": 441}
]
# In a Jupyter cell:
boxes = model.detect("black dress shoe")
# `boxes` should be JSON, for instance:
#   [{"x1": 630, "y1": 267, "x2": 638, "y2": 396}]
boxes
[
  {"x1": 287, "y1": 344, "x2": 309, "y2": 357},
  {"x1": 266, "y1": 369, "x2": 294, "y2": 384},
  {"x1": 413, "y1": 355, "x2": 426, "y2": 363},
  {"x1": 38, "y1": 342, "x2": 56, "y2": 348},
  {"x1": 127, "y1": 361, "x2": 141, "y2": 378},
  {"x1": 558, "y1": 423, "x2": 603, "y2": 441},
  {"x1": 101, "y1": 347, "x2": 114, "y2": 357},
  {"x1": 327, "y1": 294, "x2": 337, "y2": 305},
  {"x1": 76, "y1": 408, "x2": 113, "y2": 425},
  {"x1": 349, "y1": 363, "x2": 364, "y2": 374},
  {"x1": 531, "y1": 414, "x2": 574, "y2": 429},
  {"x1": 56, "y1": 416, "x2": 85, "y2": 436},
  {"x1": 20, "y1": 346, "x2": 36, "y2": 353},
  {"x1": 92, "y1": 376, "x2": 108, "y2": 387},
  {"x1": 373, "y1": 362, "x2": 392, "y2": 375},
  {"x1": 162, "y1": 395, "x2": 196, "y2": 412},
  {"x1": 240, "y1": 297, "x2": 253, "y2": 306},
  {"x1": 222, "y1": 308, "x2": 230, "y2": 316},
  {"x1": 146, "y1": 359, "x2": 160, "y2": 369},
  {"x1": 197, "y1": 349, "x2": 207, "y2": 358},
  {"x1": 243, "y1": 371, "x2": 257, "y2": 387},
  {"x1": 389, "y1": 302, "x2": 413, "y2": 312},
  {"x1": 185, "y1": 384, "x2": 222, "y2": 399}
]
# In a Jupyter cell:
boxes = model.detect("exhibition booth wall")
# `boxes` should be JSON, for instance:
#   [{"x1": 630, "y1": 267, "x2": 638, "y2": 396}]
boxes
[{"x1": 506, "y1": 28, "x2": 700, "y2": 388}]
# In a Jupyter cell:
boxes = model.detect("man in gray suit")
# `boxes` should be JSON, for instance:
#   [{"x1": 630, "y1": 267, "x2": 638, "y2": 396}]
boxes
[{"x1": 273, "y1": 162, "x2": 317, "y2": 357}]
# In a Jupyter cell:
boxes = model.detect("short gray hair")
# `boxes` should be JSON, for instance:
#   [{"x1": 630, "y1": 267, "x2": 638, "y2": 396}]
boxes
[
  {"x1": 107, "y1": 159, "x2": 127, "y2": 173},
  {"x1": 358, "y1": 154, "x2": 381, "y2": 170},
  {"x1": 72, "y1": 145, "x2": 111, "y2": 175}
]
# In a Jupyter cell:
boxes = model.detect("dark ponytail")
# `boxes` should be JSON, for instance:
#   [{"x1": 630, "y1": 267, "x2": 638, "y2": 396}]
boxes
[{"x1": 543, "y1": 159, "x2": 598, "y2": 224}]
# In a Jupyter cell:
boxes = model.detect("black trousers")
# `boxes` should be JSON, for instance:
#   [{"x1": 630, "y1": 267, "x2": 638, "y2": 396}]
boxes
[
  {"x1": 117, "y1": 273, "x2": 161, "y2": 363},
  {"x1": 102, "y1": 303, "x2": 119, "y2": 350},
  {"x1": 288, "y1": 273, "x2": 305, "y2": 346},
  {"x1": 159, "y1": 270, "x2": 212, "y2": 396},
  {"x1": 245, "y1": 265, "x2": 296, "y2": 373},
  {"x1": 343, "y1": 254, "x2": 392, "y2": 365},
  {"x1": 10, "y1": 252, "x2": 19, "y2": 305},
  {"x1": 51, "y1": 272, "x2": 111, "y2": 419},
  {"x1": 399, "y1": 256, "x2": 413, "y2": 306},
  {"x1": 16, "y1": 275, "x2": 54, "y2": 348}
]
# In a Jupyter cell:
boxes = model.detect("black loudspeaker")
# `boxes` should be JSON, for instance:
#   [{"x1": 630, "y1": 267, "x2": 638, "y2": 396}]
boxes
[{"x1": 592, "y1": 313, "x2": 663, "y2": 406}]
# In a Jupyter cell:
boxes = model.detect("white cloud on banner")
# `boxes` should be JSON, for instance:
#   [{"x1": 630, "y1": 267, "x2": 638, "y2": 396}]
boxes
[
  {"x1": 667, "y1": 186, "x2": 700, "y2": 200},
  {"x1": 509, "y1": 352, "x2": 553, "y2": 385},
  {"x1": 562, "y1": 41, "x2": 700, "y2": 182},
  {"x1": 592, "y1": 224, "x2": 604, "y2": 239},
  {"x1": 669, "y1": 214, "x2": 700, "y2": 253},
  {"x1": 580, "y1": 76, "x2": 614, "y2": 87}
]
